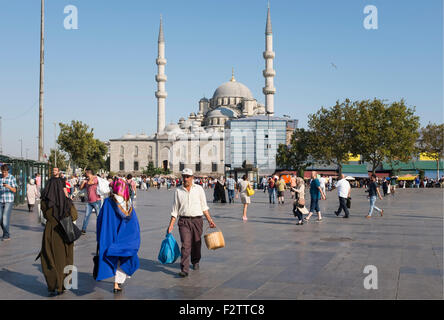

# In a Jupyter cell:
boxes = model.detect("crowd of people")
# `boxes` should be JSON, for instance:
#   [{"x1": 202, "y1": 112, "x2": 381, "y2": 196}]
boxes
[{"x1": 1, "y1": 163, "x2": 443, "y2": 297}]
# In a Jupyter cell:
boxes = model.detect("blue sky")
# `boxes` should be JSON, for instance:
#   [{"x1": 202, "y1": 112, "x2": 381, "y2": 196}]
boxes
[{"x1": 0, "y1": 0, "x2": 442, "y2": 160}]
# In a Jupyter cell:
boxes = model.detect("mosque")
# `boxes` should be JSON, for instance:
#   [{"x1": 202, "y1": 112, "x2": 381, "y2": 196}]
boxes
[{"x1": 109, "y1": 6, "x2": 284, "y2": 176}]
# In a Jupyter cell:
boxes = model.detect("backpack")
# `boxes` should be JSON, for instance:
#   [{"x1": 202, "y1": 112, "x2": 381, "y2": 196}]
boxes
[
  {"x1": 268, "y1": 180, "x2": 275, "y2": 189},
  {"x1": 96, "y1": 177, "x2": 110, "y2": 197}
]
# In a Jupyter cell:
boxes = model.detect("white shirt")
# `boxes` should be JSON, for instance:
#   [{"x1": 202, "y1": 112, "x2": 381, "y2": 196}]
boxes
[
  {"x1": 319, "y1": 177, "x2": 326, "y2": 188},
  {"x1": 170, "y1": 183, "x2": 209, "y2": 218},
  {"x1": 335, "y1": 178, "x2": 351, "y2": 198}
]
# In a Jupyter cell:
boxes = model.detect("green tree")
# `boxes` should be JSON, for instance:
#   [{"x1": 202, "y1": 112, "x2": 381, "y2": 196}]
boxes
[
  {"x1": 48, "y1": 148, "x2": 68, "y2": 171},
  {"x1": 307, "y1": 99, "x2": 357, "y2": 175},
  {"x1": 353, "y1": 99, "x2": 420, "y2": 173},
  {"x1": 142, "y1": 162, "x2": 171, "y2": 176},
  {"x1": 419, "y1": 123, "x2": 444, "y2": 179},
  {"x1": 57, "y1": 121, "x2": 108, "y2": 172},
  {"x1": 276, "y1": 128, "x2": 312, "y2": 173}
]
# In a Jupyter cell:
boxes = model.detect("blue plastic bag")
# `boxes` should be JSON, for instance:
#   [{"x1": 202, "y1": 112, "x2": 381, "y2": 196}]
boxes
[{"x1": 158, "y1": 233, "x2": 181, "y2": 264}]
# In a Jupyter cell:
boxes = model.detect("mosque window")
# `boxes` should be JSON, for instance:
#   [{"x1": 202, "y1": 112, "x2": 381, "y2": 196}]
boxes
[
  {"x1": 134, "y1": 161, "x2": 139, "y2": 171},
  {"x1": 148, "y1": 146, "x2": 153, "y2": 160},
  {"x1": 120, "y1": 146, "x2": 124, "y2": 156},
  {"x1": 196, "y1": 162, "x2": 201, "y2": 172},
  {"x1": 212, "y1": 162, "x2": 218, "y2": 172},
  {"x1": 134, "y1": 146, "x2": 139, "y2": 157},
  {"x1": 119, "y1": 161, "x2": 124, "y2": 171},
  {"x1": 179, "y1": 162, "x2": 185, "y2": 171}
]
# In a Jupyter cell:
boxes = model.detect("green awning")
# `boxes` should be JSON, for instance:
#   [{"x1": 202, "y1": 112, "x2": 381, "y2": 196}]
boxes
[
  {"x1": 341, "y1": 164, "x2": 368, "y2": 174},
  {"x1": 414, "y1": 160, "x2": 444, "y2": 170},
  {"x1": 382, "y1": 161, "x2": 415, "y2": 171}
]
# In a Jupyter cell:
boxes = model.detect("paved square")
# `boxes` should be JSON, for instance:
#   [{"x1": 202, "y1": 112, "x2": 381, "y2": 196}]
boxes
[{"x1": 0, "y1": 187, "x2": 442, "y2": 299}]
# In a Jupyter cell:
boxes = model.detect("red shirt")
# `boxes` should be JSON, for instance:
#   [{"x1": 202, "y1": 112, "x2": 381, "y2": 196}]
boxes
[{"x1": 86, "y1": 177, "x2": 100, "y2": 203}]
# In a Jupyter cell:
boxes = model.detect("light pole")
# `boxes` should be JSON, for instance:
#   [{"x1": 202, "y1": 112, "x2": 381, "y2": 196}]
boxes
[
  {"x1": 19, "y1": 139, "x2": 23, "y2": 158},
  {"x1": 54, "y1": 122, "x2": 57, "y2": 167}
]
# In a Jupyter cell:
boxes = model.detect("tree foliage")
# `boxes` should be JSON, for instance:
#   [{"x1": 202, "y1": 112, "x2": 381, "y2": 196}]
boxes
[
  {"x1": 419, "y1": 123, "x2": 444, "y2": 178},
  {"x1": 57, "y1": 120, "x2": 108, "y2": 173},
  {"x1": 307, "y1": 99, "x2": 357, "y2": 174},
  {"x1": 276, "y1": 128, "x2": 312, "y2": 173},
  {"x1": 48, "y1": 148, "x2": 68, "y2": 171},
  {"x1": 142, "y1": 162, "x2": 171, "y2": 176},
  {"x1": 353, "y1": 99, "x2": 420, "y2": 173}
]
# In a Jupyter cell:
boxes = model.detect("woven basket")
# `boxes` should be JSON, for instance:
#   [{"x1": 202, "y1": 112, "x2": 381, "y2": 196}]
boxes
[{"x1": 204, "y1": 227, "x2": 225, "y2": 250}]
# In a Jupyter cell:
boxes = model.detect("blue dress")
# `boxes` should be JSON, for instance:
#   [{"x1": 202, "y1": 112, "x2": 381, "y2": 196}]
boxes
[{"x1": 95, "y1": 197, "x2": 140, "y2": 281}]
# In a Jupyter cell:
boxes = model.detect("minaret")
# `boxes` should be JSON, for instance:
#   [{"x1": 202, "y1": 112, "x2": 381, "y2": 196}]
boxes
[
  {"x1": 155, "y1": 16, "x2": 167, "y2": 133},
  {"x1": 263, "y1": 4, "x2": 276, "y2": 116}
]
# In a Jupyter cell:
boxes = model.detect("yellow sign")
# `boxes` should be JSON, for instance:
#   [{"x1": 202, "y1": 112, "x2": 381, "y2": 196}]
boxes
[
  {"x1": 420, "y1": 153, "x2": 438, "y2": 161},
  {"x1": 347, "y1": 153, "x2": 361, "y2": 162}
]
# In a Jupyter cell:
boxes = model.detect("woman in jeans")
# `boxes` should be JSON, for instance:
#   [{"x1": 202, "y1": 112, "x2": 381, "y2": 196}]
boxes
[{"x1": 366, "y1": 174, "x2": 384, "y2": 218}]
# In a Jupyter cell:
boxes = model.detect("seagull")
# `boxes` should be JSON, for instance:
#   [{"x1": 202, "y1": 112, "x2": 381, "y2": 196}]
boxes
[{"x1": 331, "y1": 62, "x2": 338, "y2": 69}]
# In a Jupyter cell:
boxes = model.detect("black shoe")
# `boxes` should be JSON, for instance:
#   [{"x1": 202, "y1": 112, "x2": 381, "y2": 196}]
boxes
[
  {"x1": 192, "y1": 263, "x2": 200, "y2": 270},
  {"x1": 81, "y1": 230, "x2": 86, "y2": 235},
  {"x1": 48, "y1": 291, "x2": 60, "y2": 297},
  {"x1": 335, "y1": 211, "x2": 339, "y2": 216},
  {"x1": 113, "y1": 284, "x2": 122, "y2": 293},
  {"x1": 343, "y1": 216, "x2": 349, "y2": 219},
  {"x1": 178, "y1": 271, "x2": 188, "y2": 277}
]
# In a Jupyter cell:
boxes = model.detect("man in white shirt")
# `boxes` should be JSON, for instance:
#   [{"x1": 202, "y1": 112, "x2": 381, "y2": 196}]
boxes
[
  {"x1": 334, "y1": 174, "x2": 351, "y2": 218},
  {"x1": 167, "y1": 168, "x2": 216, "y2": 277}
]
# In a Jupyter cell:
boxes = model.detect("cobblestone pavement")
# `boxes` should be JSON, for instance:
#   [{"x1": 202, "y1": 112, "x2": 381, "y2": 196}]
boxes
[{"x1": 0, "y1": 187, "x2": 442, "y2": 300}]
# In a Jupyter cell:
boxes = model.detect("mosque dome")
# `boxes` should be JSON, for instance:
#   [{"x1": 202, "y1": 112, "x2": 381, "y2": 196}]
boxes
[
  {"x1": 136, "y1": 133, "x2": 149, "y2": 139},
  {"x1": 122, "y1": 133, "x2": 136, "y2": 140},
  {"x1": 164, "y1": 123, "x2": 181, "y2": 132},
  {"x1": 212, "y1": 80, "x2": 253, "y2": 100}
]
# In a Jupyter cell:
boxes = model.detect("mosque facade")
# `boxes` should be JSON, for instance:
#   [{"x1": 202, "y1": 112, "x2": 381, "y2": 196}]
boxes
[{"x1": 109, "y1": 7, "x2": 284, "y2": 176}]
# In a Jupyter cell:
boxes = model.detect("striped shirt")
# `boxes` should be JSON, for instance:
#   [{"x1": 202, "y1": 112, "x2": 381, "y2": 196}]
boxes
[{"x1": 0, "y1": 174, "x2": 17, "y2": 203}]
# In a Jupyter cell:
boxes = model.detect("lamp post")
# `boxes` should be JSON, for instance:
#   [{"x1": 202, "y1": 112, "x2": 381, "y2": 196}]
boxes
[{"x1": 19, "y1": 139, "x2": 23, "y2": 158}]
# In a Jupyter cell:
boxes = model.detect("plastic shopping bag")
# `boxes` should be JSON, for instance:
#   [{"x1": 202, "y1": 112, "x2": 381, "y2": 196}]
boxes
[{"x1": 158, "y1": 233, "x2": 181, "y2": 264}]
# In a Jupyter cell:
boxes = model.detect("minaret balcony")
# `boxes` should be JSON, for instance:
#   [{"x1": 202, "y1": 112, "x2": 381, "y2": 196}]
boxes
[
  {"x1": 263, "y1": 51, "x2": 275, "y2": 59},
  {"x1": 156, "y1": 74, "x2": 167, "y2": 82},
  {"x1": 262, "y1": 87, "x2": 276, "y2": 95},
  {"x1": 155, "y1": 91, "x2": 168, "y2": 98},
  {"x1": 263, "y1": 69, "x2": 276, "y2": 77},
  {"x1": 156, "y1": 58, "x2": 167, "y2": 65}
]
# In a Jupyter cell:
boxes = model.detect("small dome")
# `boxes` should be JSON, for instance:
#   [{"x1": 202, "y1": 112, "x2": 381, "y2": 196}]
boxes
[
  {"x1": 122, "y1": 132, "x2": 136, "y2": 140},
  {"x1": 207, "y1": 109, "x2": 228, "y2": 118},
  {"x1": 180, "y1": 119, "x2": 193, "y2": 129},
  {"x1": 165, "y1": 123, "x2": 180, "y2": 132},
  {"x1": 212, "y1": 80, "x2": 253, "y2": 100},
  {"x1": 136, "y1": 133, "x2": 149, "y2": 139}
]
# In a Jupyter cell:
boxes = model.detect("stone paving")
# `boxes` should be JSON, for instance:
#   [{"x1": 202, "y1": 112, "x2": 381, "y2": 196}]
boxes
[{"x1": 0, "y1": 187, "x2": 442, "y2": 300}]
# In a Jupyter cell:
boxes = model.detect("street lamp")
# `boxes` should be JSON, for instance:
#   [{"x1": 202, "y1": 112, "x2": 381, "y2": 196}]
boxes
[{"x1": 19, "y1": 139, "x2": 23, "y2": 158}]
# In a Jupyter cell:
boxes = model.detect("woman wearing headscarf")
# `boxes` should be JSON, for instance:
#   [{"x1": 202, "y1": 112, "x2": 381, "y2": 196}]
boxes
[
  {"x1": 26, "y1": 178, "x2": 40, "y2": 212},
  {"x1": 213, "y1": 177, "x2": 227, "y2": 203},
  {"x1": 37, "y1": 168, "x2": 78, "y2": 296},
  {"x1": 95, "y1": 178, "x2": 140, "y2": 293},
  {"x1": 292, "y1": 177, "x2": 309, "y2": 225}
]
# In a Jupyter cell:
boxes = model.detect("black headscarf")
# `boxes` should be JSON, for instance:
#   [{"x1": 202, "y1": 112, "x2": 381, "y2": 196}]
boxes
[{"x1": 41, "y1": 177, "x2": 72, "y2": 221}]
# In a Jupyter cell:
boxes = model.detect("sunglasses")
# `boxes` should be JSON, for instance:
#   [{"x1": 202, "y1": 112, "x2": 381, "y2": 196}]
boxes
[{"x1": 183, "y1": 175, "x2": 192, "y2": 179}]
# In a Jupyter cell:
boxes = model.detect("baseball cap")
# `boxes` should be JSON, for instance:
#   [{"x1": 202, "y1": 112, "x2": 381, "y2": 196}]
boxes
[{"x1": 182, "y1": 168, "x2": 193, "y2": 176}]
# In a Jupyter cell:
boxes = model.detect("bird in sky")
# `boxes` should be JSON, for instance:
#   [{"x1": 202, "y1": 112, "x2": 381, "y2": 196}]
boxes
[{"x1": 331, "y1": 62, "x2": 338, "y2": 69}]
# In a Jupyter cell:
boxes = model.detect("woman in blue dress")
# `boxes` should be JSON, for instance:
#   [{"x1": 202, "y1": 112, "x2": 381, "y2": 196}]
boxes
[{"x1": 96, "y1": 178, "x2": 141, "y2": 293}]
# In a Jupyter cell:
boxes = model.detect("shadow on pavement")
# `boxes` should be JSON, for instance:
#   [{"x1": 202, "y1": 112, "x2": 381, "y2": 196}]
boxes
[
  {"x1": 0, "y1": 268, "x2": 48, "y2": 297},
  {"x1": 138, "y1": 258, "x2": 181, "y2": 277}
]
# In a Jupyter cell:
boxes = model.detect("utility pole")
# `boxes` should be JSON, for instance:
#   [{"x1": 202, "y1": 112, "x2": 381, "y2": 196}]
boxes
[
  {"x1": 54, "y1": 122, "x2": 57, "y2": 167},
  {"x1": 38, "y1": 0, "x2": 45, "y2": 161},
  {"x1": 0, "y1": 116, "x2": 2, "y2": 155},
  {"x1": 19, "y1": 139, "x2": 23, "y2": 159}
]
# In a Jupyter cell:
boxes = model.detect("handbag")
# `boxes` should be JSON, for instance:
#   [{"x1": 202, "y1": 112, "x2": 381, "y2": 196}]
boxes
[
  {"x1": 246, "y1": 184, "x2": 255, "y2": 197},
  {"x1": 346, "y1": 197, "x2": 351, "y2": 209},
  {"x1": 93, "y1": 244, "x2": 99, "y2": 280},
  {"x1": 58, "y1": 215, "x2": 82, "y2": 244},
  {"x1": 298, "y1": 198, "x2": 305, "y2": 206}
]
